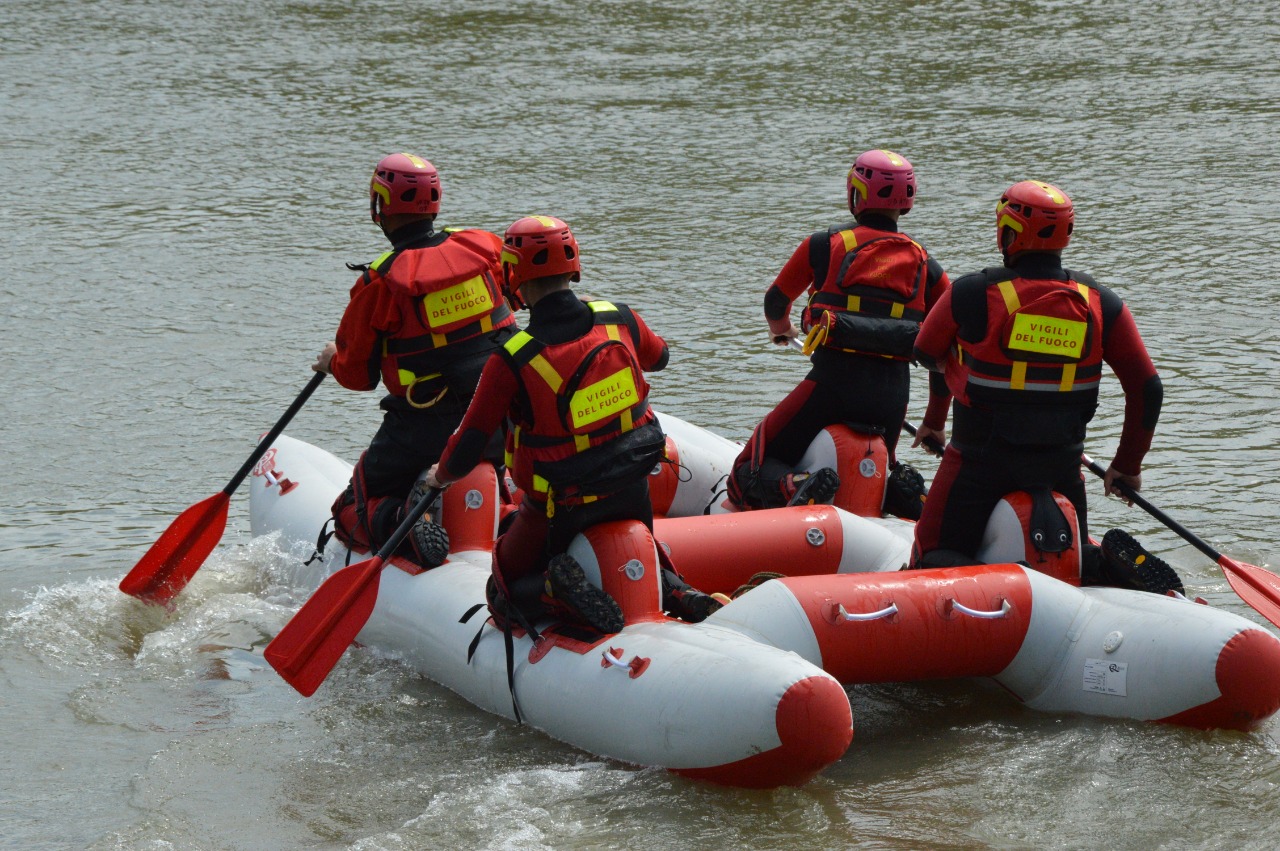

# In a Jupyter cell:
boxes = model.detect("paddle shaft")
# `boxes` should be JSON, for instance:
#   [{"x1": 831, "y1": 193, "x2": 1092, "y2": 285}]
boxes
[
  {"x1": 222, "y1": 371, "x2": 327, "y2": 495},
  {"x1": 1080, "y1": 453, "x2": 1221, "y2": 563},
  {"x1": 277, "y1": 484, "x2": 442, "y2": 677},
  {"x1": 900, "y1": 420, "x2": 944, "y2": 456}
]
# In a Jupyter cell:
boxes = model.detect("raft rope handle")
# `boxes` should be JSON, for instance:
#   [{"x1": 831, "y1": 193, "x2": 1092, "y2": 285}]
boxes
[
  {"x1": 949, "y1": 598, "x2": 1012, "y2": 619},
  {"x1": 835, "y1": 602, "x2": 899, "y2": 622}
]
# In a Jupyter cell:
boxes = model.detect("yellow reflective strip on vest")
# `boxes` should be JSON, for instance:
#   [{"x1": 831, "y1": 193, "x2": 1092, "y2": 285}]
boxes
[
  {"x1": 998, "y1": 280, "x2": 1021, "y2": 314},
  {"x1": 606, "y1": 325, "x2": 620, "y2": 341},
  {"x1": 573, "y1": 433, "x2": 590, "y2": 451},
  {"x1": 504, "y1": 330, "x2": 534, "y2": 356},
  {"x1": 838, "y1": 230, "x2": 857, "y2": 252},
  {"x1": 505, "y1": 428, "x2": 517, "y2": 467},
  {"x1": 529, "y1": 354, "x2": 564, "y2": 392},
  {"x1": 890, "y1": 302, "x2": 905, "y2": 319},
  {"x1": 431, "y1": 332, "x2": 447, "y2": 348},
  {"x1": 846, "y1": 294, "x2": 861, "y2": 312},
  {"x1": 1010, "y1": 361, "x2": 1027, "y2": 390},
  {"x1": 480, "y1": 315, "x2": 493, "y2": 332},
  {"x1": 1077, "y1": 283, "x2": 1090, "y2": 301},
  {"x1": 1059, "y1": 362, "x2": 1077, "y2": 391},
  {"x1": 398, "y1": 368, "x2": 416, "y2": 386},
  {"x1": 620, "y1": 409, "x2": 633, "y2": 432},
  {"x1": 533, "y1": 474, "x2": 549, "y2": 494},
  {"x1": 588, "y1": 300, "x2": 618, "y2": 313}
]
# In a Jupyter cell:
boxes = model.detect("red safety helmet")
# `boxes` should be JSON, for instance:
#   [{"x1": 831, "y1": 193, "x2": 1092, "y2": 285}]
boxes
[
  {"x1": 847, "y1": 149, "x2": 916, "y2": 216},
  {"x1": 996, "y1": 180, "x2": 1074, "y2": 256},
  {"x1": 369, "y1": 153, "x2": 442, "y2": 224},
  {"x1": 501, "y1": 216, "x2": 581, "y2": 305}
]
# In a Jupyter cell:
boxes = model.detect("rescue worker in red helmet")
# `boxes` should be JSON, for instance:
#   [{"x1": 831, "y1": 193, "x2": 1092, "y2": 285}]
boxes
[
  {"x1": 424, "y1": 216, "x2": 721, "y2": 632},
  {"x1": 313, "y1": 153, "x2": 517, "y2": 567},
  {"x1": 911, "y1": 180, "x2": 1183, "y2": 594},
  {"x1": 726, "y1": 150, "x2": 952, "y2": 517}
]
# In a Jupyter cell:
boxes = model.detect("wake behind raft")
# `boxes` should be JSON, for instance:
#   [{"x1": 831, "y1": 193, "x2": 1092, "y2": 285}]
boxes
[{"x1": 248, "y1": 411, "x2": 1280, "y2": 789}]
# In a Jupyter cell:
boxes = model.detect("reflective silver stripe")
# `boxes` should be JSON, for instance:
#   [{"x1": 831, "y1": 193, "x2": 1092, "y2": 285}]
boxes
[{"x1": 967, "y1": 376, "x2": 1101, "y2": 391}]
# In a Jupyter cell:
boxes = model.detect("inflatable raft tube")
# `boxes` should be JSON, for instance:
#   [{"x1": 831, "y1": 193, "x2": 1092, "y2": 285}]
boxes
[
  {"x1": 707, "y1": 566, "x2": 1280, "y2": 731},
  {"x1": 249, "y1": 434, "x2": 853, "y2": 788}
]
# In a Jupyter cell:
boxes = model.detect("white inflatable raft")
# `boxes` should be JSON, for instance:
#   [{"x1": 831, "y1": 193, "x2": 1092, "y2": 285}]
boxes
[{"x1": 251, "y1": 433, "x2": 853, "y2": 789}]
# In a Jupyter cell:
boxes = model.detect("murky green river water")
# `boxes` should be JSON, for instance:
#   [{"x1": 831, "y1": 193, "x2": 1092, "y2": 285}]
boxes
[{"x1": 3, "y1": 1, "x2": 1278, "y2": 847}]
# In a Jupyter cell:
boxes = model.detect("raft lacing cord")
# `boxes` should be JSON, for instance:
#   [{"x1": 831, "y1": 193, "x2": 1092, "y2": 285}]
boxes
[
  {"x1": 304, "y1": 518, "x2": 336, "y2": 566},
  {"x1": 833, "y1": 597, "x2": 1009, "y2": 621},
  {"x1": 458, "y1": 594, "x2": 542, "y2": 725},
  {"x1": 703, "y1": 473, "x2": 730, "y2": 515}
]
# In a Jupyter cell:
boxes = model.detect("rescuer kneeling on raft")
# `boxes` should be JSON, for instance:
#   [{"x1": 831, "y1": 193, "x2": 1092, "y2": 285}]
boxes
[
  {"x1": 425, "y1": 216, "x2": 721, "y2": 631},
  {"x1": 910, "y1": 180, "x2": 1183, "y2": 595},
  {"x1": 727, "y1": 149, "x2": 952, "y2": 518},
  {"x1": 313, "y1": 153, "x2": 517, "y2": 569}
]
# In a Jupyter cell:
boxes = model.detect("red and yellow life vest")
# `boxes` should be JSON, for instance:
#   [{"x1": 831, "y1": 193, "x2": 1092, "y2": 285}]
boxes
[
  {"x1": 948, "y1": 270, "x2": 1105, "y2": 408},
  {"x1": 802, "y1": 225, "x2": 929, "y2": 359},
  {"x1": 501, "y1": 301, "x2": 656, "y2": 504},
  {"x1": 373, "y1": 229, "x2": 514, "y2": 405}
]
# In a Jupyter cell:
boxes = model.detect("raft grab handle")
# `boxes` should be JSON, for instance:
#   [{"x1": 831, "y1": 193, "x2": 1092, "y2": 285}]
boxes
[
  {"x1": 823, "y1": 599, "x2": 898, "y2": 624},
  {"x1": 943, "y1": 597, "x2": 1012, "y2": 619},
  {"x1": 602, "y1": 646, "x2": 650, "y2": 678}
]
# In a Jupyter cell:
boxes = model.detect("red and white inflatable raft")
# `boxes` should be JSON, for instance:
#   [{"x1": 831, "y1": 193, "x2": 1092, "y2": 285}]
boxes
[
  {"x1": 644, "y1": 414, "x2": 1280, "y2": 731},
  {"x1": 251, "y1": 411, "x2": 1280, "y2": 792}
]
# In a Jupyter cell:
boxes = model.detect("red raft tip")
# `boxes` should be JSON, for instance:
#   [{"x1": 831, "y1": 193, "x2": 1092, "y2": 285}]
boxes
[
  {"x1": 672, "y1": 674, "x2": 853, "y2": 789},
  {"x1": 1162, "y1": 627, "x2": 1280, "y2": 731}
]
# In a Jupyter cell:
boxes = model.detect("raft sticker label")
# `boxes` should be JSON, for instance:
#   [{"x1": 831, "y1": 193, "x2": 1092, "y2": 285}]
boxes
[
  {"x1": 1083, "y1": 657, "x2": 1127, "y2": 696},
  {"x1": 422, "y1": 276, "x2": 494, "y2": 327},
  {"x1": 251, "y1": 448, "x2": 277, "y2": 478}
]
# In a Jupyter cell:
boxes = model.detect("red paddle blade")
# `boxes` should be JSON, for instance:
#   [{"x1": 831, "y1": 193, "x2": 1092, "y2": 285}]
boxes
[
  {"x1": 119, "y1": 492, "x2": 231, "y2": 604},
  {"x1": 1219, "y1": 556, "x2": 1280, "y2": 629},
  {"x1": 264, "y1": 558, "x2": 385, "y2": 697}
]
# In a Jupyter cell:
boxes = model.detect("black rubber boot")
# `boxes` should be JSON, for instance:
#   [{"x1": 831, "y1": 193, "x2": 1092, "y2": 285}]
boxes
[
  {"x1": 783, "y1": 467, "x2": 840, "y2": 507},
  {"x1": 1100, "y1": 529, "x2": 1185, "y2": 595},
  {"x1": 405, "y1": 480, "x2": 449, "y2": 568},
  {"x1": 661, "y1": 568, "x2": 724, "y2": 623},
  {"x1": 883, "y1": 461, "x2": 927, "y2": 520},
  {"x1": 545, "y1": 554, "x2": 624, "y2": 633}
]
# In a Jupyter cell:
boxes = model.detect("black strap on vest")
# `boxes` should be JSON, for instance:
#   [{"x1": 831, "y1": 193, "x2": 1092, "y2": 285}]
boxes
[
  {"x1": 808, "y1": 225, "x2": 839, "y2": 286},
  {"x1": 383, "y1": 303, "x2": 514, "y2": 354}
]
